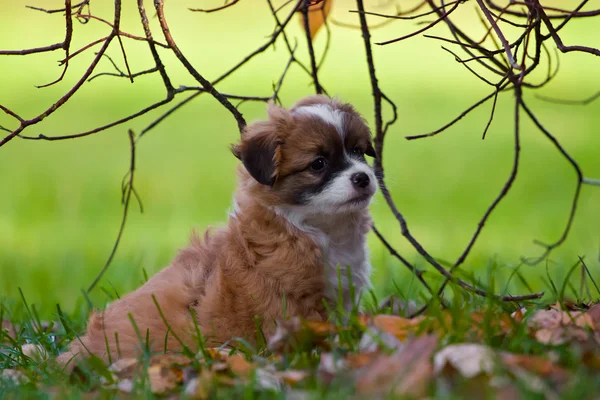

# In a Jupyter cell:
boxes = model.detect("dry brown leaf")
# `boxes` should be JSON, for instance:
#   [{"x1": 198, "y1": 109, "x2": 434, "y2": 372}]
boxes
[
  {"x1": 267, "y1": 317, "x2": 336, "y2": 353},
  {"x1": 355, "y1": 334, "x2": 437, "y2": 398},
  {"x1": 203, "y1": 347, "x2": 231, "y2": 361},
  {"x1": 359, "y1": 325, "x2": 404, "y2": 353},
  {"x1": 500, "y1": 353, "x2": 568, "y2": 382},
  {"x1": 362, "y1": 314, "x2": 424, "y2": 341},
  {"x1": 227, "y1": 354, "x2": 254, "y2": 378},
  {"x1": 108, "y1": 358, "x2": 139, "y2": 379},
  {"x1": 469, "y1": 311, "x2": 515, "y2": 336},
  {"x1": 346, "y1": 352, "x2": 378, "y2": 369},
  {"x1": 150, "y1": 352, "x2": 193, "y2": 368},
  {"x1": 434, "y1": 343, "x2": 496, "y2": 378},
  {"x1": 276, "y1": 369, "x2": 311, "y2": 386},
  {"x1": 147, "y1": 364, "x2": 184, "y2": 394},
  {"x1": 529, "y1": 308, "x2": 595, "y2": 345},
  {"x1": 298, "y1": 0, "x2": 333, "y2": 39}
]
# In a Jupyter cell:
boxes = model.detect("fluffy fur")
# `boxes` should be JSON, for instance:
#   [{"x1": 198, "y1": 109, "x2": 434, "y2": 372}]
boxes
[{"x1": 57, "y1": 95, "x2": 377, "y2": 365}]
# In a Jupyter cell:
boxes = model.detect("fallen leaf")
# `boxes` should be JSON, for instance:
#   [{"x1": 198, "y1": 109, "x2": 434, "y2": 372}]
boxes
[
  {"x1": 355, "y1": 334, "x2": 437, "y2": 398},
  {"x1": 500, "y1": 352, "x2": 568, "y2": 382},
  {"x1": 254, "y1": 367, "x2": 283, "y2": 391},
  {"x1": 276, "y1": 369, "x2": 311, "y2": 386},
  {"x1": 108, "y1": 358, "x2": 139, "y2": 379},
  {"x1": 203, "y1": 347, "x2": 231, "y2": 361},
  {"x1": 529, "y1": 308, "x2": 595, "y2": 345},
  {"x1": 362, "y1": 314, "x2": 424, "y2": 342},
  {"x1": 267, "y1": 317, "x2": 335, "y2": 353},
  {"x1": 434, "y1": 343, "x2": 496, "y2": 378},
  {"x1": 469, "y1": 311, "x2": 515, "y2": 337},
  {"x1": 358, "y1": 325, "x2": 405, "y2": 353},
  {"x1": 318, "y1": 352, "x2": 348, "y2": 378},
  {"x1": 298, "y1": 0, "x2": 333, "y2": 39},
  {"x1": 346, "y1": 352, "x2": 378, "y2": 369},
  {"x1": 227, "y1": 354, "x2": 254, "y2": 377},
  {"x1": 147, "y1": 364, "x2": 184, "y2": 394},
  {"x1": 150, "y1": 352, "x2": 193, "y2": 368}
]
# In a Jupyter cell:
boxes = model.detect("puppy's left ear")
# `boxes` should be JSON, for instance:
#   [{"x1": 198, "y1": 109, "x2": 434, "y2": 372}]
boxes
[{"x1": 366, "y1": 140, "x2": 377, "y2": 158}]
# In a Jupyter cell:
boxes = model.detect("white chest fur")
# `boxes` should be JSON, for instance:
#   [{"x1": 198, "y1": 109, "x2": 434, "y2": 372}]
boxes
[
  {"x1": 321, "y1": 229, "x2": 371, "y2": 311},
  {"x1": 275, "y1": 207, "x2": 372, "y2": 311}
]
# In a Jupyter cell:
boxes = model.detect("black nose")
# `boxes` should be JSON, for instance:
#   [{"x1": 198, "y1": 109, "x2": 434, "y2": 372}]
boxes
[{"x1": 351, "y1": 172, "x2": 370, "y2": 189}]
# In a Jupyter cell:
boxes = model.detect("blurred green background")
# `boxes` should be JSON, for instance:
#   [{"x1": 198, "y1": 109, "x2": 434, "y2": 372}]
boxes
[{"x1": 1, "y1": 1, "x2": 599, "y2": 317}]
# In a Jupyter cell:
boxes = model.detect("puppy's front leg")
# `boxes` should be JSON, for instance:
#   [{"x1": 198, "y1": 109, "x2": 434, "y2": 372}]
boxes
[{"x1": 58, "y1": 265, "x2": 200, "y2": 365}]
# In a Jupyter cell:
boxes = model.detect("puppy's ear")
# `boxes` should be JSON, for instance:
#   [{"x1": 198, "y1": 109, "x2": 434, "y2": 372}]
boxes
[
  {"x1": 232, "y1": 103, "x2": 290, "y2": 186},
  {"x1": 366, "y1": 140, "x2": 377, "y2": 158}
]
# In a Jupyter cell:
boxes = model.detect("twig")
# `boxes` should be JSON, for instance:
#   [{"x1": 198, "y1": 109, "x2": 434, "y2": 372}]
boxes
[
  {"x1": 371, "y1": 225, "x2": 433, "y2": 295},
  {"x1": 88, "y1": 129, "x2": 137, "y2": 293},
  {"x1": 189, "y1": 0, "x2": 242, "y2": 13},
  {"x1": 376, "y1": 0, "x2": 462, "y2": 45},
  {"x1": 301, "y1": 0, "x2": 324, "y2": 94}
]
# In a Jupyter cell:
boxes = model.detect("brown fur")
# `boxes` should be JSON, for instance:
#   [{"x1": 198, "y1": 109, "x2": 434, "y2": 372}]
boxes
[{"x1": 57, "y1": 95, "x2": 374, "y2": 366}]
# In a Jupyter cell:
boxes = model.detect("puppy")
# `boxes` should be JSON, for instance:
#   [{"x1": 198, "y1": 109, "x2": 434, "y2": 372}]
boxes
[{"x1": 57, "y1": 95, "x2": 377, "y2": 365}]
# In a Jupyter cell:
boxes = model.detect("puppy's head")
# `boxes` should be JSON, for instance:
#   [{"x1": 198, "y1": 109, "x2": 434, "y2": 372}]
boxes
[{"x1": 232, "y1": 95, "x2": 377, "y2": 214}]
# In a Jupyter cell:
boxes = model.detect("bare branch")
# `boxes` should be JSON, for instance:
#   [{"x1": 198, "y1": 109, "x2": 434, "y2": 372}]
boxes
[
  {"x1": 189, "y1": 0, "x2": 242, "y2": 13},
  {"x1": 153, "y1": 0, "x2": 246, "y2": 132},
  {"x1": 87, "y1": 129, "x2": 138, "y2": 293},
  {"x1": 376, "y1": 0, "x2": 462, "y2": 46}
]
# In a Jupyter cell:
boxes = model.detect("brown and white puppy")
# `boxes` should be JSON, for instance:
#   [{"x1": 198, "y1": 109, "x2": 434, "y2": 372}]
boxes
[{"x1": 57, "y1": 95, "x2": 377, "y2": 365}]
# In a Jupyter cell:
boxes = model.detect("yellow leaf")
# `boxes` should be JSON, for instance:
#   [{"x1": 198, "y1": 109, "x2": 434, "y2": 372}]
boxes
[{"x1": 298, "y1": 0, "x2": 333, "y2": 39}]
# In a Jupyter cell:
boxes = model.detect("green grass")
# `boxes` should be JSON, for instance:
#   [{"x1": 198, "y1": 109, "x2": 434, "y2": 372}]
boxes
[
  {"x1": 0, "y1": 1, "x2": 598, "y2": 313},
  {"x1": 2, "y1": 270, "x2": 600, "y2": 398}
]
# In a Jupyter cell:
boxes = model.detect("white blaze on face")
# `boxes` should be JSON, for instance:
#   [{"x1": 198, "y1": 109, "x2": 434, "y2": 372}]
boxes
[{"x1": 293, "y1": 104, "x2": 345, "y2": 138}]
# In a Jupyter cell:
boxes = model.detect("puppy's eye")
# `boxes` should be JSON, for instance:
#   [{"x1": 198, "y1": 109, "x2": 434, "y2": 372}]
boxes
[
  {"x1": 311, "y1": 157, "x2": 327, "y2": 171},
  {"x1": 352, "y1": 147, "x2": 364, "y2": 157}
]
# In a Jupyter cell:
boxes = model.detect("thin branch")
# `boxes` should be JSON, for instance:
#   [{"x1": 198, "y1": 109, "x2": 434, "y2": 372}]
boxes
[
  {"x1": 301, "y1": 0, "x2": 324, "y2": 94},
  {"x1": 189, "y1": 0, "x2": 242, "y2": 13},
  {"x1": 453, "y1": 87, "x2": 521, "y2": 268},
  {"x1": 475, "y1": 0, "x2": 521, "y2": 69},
  {"x1": 406, "y1": 89, "x2": 499, "y2": 140},
  {"x1": 87, "y1": 129, "x2": 137, "y2": 293},
  {"x1": 371, "y1": 225, "x2": 433, "y2": 295},
  {"x1": 376, "y1": 0, "x2": 462, "y2": 46},
  {"x1": 350, "y1": 0, "x2": 462, "y2": 20},
  {"x1": 520, "y1": 99, "x2": 586, "y2": 265},
  {"x1": 536, "y1": 90, "x2": 600, "y2": 105}
]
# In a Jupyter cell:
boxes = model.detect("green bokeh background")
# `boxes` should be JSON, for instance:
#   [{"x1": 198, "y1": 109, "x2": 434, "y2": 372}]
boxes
[{"x1": 1, "y1": 1, "x2": 598, "y2": 317}]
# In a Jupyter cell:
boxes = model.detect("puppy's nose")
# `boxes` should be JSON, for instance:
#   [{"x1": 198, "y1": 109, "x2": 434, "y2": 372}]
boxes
[{"x1": 351, "y1": 172, "x2": 370, "y2": 189}]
